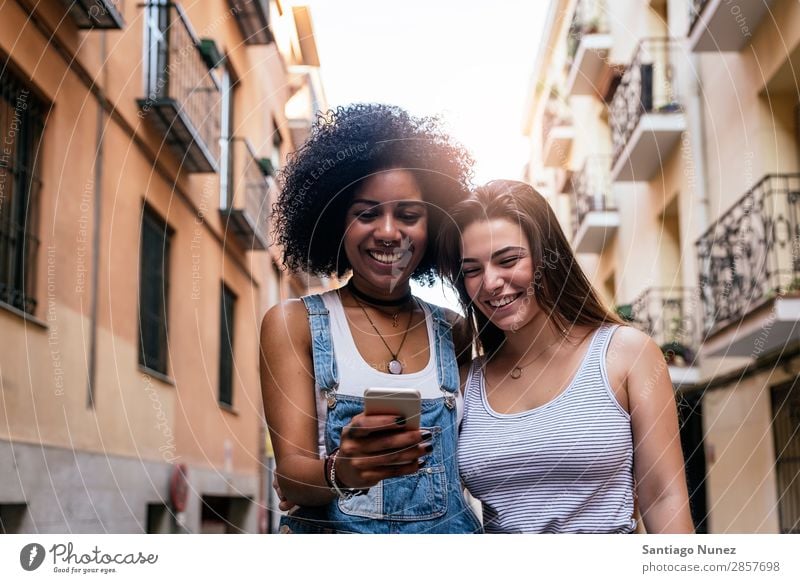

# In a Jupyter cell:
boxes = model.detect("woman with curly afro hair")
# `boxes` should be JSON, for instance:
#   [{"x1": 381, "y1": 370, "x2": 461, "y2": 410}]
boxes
[{"x1": 260, "y1": 103, "x2": 482, "y2": 533}]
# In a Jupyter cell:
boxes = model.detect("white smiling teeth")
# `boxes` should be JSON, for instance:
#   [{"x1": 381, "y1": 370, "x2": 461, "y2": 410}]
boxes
[
  {"x1": 368, "y1": 250, "x2": 405, "y2": 264},
  {"x1": 488, "y1": 294, "x2": 519, "y2": 308}
]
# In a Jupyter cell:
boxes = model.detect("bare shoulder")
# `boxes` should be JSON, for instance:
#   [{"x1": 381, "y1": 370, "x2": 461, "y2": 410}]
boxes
[
  {"x1": 608, "y1": 325, "x2": 655, "y2": 355},
  {"x1": 607, "y1": 325, "x2": 662, "y2": 373},
  {"x1": 260, "y1": 298, "x2": 310, "y2": 349},
  {"x1": 605, "y1": 325, "x2": 662, "y2": 411}
]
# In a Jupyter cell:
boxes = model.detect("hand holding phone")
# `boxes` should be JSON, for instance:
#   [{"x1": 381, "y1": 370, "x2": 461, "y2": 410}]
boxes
[{"x1": 363, "y1": 387, "x2": 421, "y2": 430}]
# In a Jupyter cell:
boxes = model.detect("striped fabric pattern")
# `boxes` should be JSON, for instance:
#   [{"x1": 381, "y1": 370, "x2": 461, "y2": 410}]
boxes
[{"x1": 458, "y1": 325, "x2": 637, "y2": 533}]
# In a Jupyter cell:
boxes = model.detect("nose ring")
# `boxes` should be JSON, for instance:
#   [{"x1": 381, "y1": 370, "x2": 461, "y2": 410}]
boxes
[{"x1": 382, "y1": 240, "x2": 393, "y2": 247}]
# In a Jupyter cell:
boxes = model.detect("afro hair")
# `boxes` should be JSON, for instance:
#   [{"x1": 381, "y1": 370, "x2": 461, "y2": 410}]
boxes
[{"x1": 272, "y1": 103, "x2": 474, "y2": 283}]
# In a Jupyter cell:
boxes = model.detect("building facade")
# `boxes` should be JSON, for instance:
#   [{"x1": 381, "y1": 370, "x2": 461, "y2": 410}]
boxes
[
  {"x1": 0, "y1": 0, "x2": 324, "y2": 533},
  {"x1": 525, "y1": 0, "x2": 799, "y2": 533}
]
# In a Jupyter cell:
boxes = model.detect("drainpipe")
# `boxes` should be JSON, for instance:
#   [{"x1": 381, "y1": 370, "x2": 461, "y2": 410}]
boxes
[
  {"x1": 87, "y1": 31, "x2": 107, "y2": 407},
  {"x1": 680, "y1": 50, "x2": 713, "y2": 353},
  {"x1": 681, "y1": 53, "x2": 711, "y2": 291}
]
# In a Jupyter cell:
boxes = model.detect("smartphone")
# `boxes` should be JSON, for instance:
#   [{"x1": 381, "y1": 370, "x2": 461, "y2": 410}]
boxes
[{"x1": 363, "y1": 388, "x2": 421, "y2": 430}]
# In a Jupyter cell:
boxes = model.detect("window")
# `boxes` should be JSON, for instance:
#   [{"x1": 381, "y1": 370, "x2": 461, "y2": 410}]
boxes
[
  {"x1": 270, "y1": 121, "x2": 283, "y2": 173},
  {"x1": 145, "y1": 503, "x2": 170, "y2": 534},
  {"x1": 218, "y1": 283, "x2": 236, "y2": 406},
  {"x1": 0, "y1": 503, "x2": 27, "y2": 533},
  {"x1": 139, "y1": 206, "x2": 173, "y2": 375},
  {"x1": 0, "y1": 66, "x2": 45, "y2": 314}
]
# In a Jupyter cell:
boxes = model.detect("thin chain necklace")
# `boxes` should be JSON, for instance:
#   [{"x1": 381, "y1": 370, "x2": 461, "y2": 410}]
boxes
[
  {"x1": 348, "y1": 283, "x2": 409, "y2": 327},
  {"x1": 352, "y1": 295, "x2": 416, "y2": 374},
  {"x1": 494, "y1": 333, "x2": 563, "y2": 380}
]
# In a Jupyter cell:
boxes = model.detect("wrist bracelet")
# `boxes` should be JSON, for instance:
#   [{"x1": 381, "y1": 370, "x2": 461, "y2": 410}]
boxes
[
  {"x1": 323, "y1": 452, "x2": 335, "y2": 489},
  {"x1": 329, "y1": 449, "x2": 369, "y2": 499}
]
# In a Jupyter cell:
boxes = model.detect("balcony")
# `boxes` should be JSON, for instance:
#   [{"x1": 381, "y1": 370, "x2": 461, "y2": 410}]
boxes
[
  {"x1": 220, "y1": 138, "x2": 270, "y2": 251},
  {"x1": 571, "y1": 156, "x2": 618, "y2": 253},
  {"x1": 610, "y1": 38, "x2": 686, "y2": 182},
  {"x1": 62, "y1": 0, "x2": 125, "y2": 29},
  {"x1": 541, "y1": 96, "x2": 574, "y2": 168},
  {"x1": 697, "y1": 174, "x2": 800, "y2": 357},
  {"x1": 632, "y1": 287, "x2": 702, "y2": 387},
  {"x1": 137, "y1": 3, "x2": 221, "y2": 173},
  {"x1": 227, "y1": 0, "x2": 274, "y2": 45},
  {"x1": 689, "y1": 0, "x2": 773, "y2": 52},
  {"x1": 566, "y1": 0, "x2": 613, "y2": 97}
]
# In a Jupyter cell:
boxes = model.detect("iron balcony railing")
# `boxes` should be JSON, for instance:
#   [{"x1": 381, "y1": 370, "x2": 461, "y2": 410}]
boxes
[
  {"x1": 689, "y1": 0, "x2": 711, "y2": 36},
  {"x1": 221, "y1": 138, "x2": 269, "y2": 250},
  {"x1": 567, "y1": 0, "x2": 610, "y2": 62},
  {"x1": 609, "y1": 37, "x2": 683, "y2": 167},
  {"x1": 697, "y1": 173, "x2": 800, "y2": 335},
  {"x1": 138, "y1": 2, "x2": 220, "y2": 173},
  {"x1": 62, "y1": 0, "x2": 125, "y2": 28},
  {"x1": 632, "y1": 287, "x2": 702, "y2": 365},
  {"x1": 572, "y1": 155, "x2": 615, "y2": 239},
  {"x1": 227, "y1": 0, "x2": 274, "y2": 45}
]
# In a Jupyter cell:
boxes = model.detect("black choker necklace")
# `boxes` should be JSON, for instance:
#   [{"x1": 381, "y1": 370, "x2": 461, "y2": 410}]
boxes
[{"x1": 348, "y1": 283, "x2": 412, "y2": 307}]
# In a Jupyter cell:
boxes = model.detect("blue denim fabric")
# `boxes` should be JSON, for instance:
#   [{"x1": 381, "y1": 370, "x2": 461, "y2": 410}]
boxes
[{"x1": 279, "y1": 294, "x2": 482, "y2": 534}]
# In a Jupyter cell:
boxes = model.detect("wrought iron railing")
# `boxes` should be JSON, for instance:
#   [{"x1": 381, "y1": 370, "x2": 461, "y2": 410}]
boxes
[
  {"x1": 689, "y1": 0, "x2": 711, "y2": 36},
  {"x1": 632, "y1": 287, "x2": 702, "y2": 365},
  {"x1": 139, "y1": 2, "x2": 220, "y2": 172},
  {"x1": 62, "y1": 0, "x2": 125, "y2": 28},
  {"x1": 697, "y1": 174, "x2": 800, "y2": 334},
  {"x1": 567, "y1": 0, "x2": 610, "y2": 61},
  {"x1": 609, "y1": 38, "x2": 683, "y2": 167},
  {"x1": 227, "y1": 0, "x2": 273, "y2": 45},
  {"x1": 222, "y1": 138, "x2": 269, "y2": 249},
  {"x1": 572, "y1": 155, "x2": 615, "y2": 239}
]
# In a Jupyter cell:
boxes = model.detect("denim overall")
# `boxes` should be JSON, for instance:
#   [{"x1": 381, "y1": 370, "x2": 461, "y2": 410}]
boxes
[{"x1": 278, "y1": 294, "x2": 482, "y2": 534}]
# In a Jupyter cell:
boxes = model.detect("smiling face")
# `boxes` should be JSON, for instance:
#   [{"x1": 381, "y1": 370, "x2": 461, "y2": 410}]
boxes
[
  {"x1": 343, "y1": 169, "x2": 428, "y2": 297},
  {"x1": 460, "y1": 218, "x2": 538, "y2": 332}
]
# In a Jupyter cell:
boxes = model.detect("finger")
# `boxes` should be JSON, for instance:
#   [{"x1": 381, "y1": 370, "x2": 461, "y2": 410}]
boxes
[
  {"x1": 345, "y1": 414, "x2": 409, "y2": 439},
  {"x1": 345, "y1": 429, "x2": 421, "y2": 456}
]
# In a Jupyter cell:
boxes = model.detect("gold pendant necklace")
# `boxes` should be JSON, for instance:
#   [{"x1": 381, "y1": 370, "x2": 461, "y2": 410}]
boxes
[
  {"x1": 508, "y1": 337, "x2": 562, "y2": 379},
  {"x1": 352, "y1": 295, "x2": 415, "y2": 374}
]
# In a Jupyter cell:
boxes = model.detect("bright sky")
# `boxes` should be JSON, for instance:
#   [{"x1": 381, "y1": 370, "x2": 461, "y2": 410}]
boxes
[{"x1": 304, "y1": 0, "x2": 549, "y2": 308}]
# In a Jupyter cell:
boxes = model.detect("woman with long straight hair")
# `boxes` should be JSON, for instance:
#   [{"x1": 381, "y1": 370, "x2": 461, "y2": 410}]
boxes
[{"x1": 438, "y1": 179, "x2": 693, "y2": 533}]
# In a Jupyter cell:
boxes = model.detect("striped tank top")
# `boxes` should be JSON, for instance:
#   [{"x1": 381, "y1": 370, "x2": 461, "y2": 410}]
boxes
[{"x1": 458, "y1": 325, "x2": 636, "y2": 533}]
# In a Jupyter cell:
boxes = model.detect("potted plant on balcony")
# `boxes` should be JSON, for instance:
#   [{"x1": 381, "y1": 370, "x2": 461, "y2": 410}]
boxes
[{"x1": 660, "y1": 341, "x2": 695, "y2": 367}]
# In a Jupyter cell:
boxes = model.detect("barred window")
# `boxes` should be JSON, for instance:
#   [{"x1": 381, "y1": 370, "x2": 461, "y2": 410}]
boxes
[
  {"x1": 0, "y1": 66, "x2": 45, "y2": 315},
  {"x1": 218, "y1": 283, "x2": 236, "y2": 407},
  {"x1": 138, "y1": 206, "x2": 172, "y2": 375}
]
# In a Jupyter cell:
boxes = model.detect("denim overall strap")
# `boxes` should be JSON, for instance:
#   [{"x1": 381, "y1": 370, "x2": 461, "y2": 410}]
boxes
[{"x1": 301, "y1": 294, "x2": 338, "y2": 403}]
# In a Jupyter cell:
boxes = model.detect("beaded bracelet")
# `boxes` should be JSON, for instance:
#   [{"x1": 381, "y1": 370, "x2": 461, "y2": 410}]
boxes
[{"x1": 327, "y1": 449, "x2": 368, "y2": 499}]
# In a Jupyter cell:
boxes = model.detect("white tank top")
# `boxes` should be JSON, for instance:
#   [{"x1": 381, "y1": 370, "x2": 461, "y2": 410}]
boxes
[{"x1": 312, "y1": 291, "x2": 463, "y2": 454}]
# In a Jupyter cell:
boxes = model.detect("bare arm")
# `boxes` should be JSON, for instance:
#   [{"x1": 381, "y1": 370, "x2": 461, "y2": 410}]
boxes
[
  {"x1": 260, "y1": 300, "x2": 333, "y2": 506},
  {"x1": 612, "y1": 327, "x2": 694, "y2": 533},
  {"x1": 260, "y1": 300, "x2": 430, "y2": 507}
]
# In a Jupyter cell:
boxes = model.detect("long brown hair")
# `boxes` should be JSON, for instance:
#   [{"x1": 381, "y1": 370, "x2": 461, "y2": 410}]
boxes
[{"x1": 438, "y1": 180, "x2": 623, "y2": 357}]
